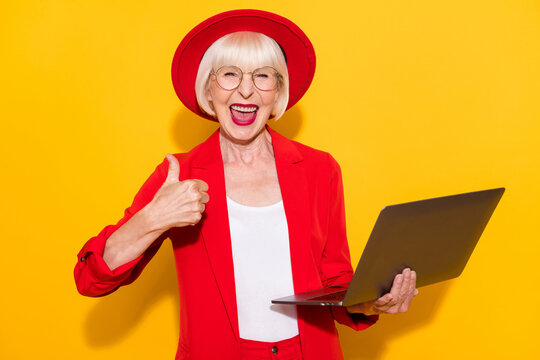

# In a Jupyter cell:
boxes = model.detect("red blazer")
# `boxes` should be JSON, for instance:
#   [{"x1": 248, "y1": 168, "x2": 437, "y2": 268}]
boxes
[{"x1": 75, "y1": 127, "x2": 378, "y2": 359}]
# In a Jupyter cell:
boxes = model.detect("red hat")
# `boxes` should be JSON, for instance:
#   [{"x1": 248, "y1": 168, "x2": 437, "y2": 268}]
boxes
[{"x1": 171, "y1": 9, "x2": 316, "y2": 121}]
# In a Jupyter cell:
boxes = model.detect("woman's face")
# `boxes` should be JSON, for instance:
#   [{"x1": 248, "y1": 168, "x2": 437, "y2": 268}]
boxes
[{"x1": 206, "y1": 64, "x2": 279, "y2": 144}]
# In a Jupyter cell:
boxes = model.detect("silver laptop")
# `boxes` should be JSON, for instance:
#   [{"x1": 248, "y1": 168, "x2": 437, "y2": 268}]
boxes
[{"x1": 272, "y1": 187, "x2": 505, "y2": 306}]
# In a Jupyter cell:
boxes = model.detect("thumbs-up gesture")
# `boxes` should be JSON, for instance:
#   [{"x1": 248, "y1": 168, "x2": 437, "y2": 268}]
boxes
[{"x1": 146, "y1": 154, "x2": 209, "y2": 232}]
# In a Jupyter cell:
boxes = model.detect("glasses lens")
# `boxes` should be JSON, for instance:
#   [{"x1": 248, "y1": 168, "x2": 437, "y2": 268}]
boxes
[
  {"x1": 253, "y1": 67, "x2": 278, "y2": 91},
  {"x1": 216, "y1": 66, "x2": 242, "y2": 90}
]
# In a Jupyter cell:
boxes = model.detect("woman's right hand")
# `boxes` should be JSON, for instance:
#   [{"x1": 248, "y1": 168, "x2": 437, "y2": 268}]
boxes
[
  {"x1": 145, "y1": 154, "x2": 209, "y2": 233},
  {"x1": 102, "y1": 154, "x2": 209, "y2": 270}
]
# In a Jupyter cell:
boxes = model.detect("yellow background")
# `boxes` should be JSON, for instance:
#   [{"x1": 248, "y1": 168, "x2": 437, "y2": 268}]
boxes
[{"x1": 1, "y1": 1, "x2": 538, "y2": 359}]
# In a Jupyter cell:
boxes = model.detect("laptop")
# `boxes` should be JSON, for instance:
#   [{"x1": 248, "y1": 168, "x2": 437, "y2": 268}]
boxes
[{"x1": 272, "y1": 187, "x2": 505, "y2": 306}]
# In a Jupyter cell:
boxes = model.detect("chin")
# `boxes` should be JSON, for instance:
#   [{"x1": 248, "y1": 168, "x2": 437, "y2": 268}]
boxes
[
  {"x1": 225, "y1": 126, "x2": 265, "y2": 143},
  {"x1": 220, "y1": 118, "x2": 268, "y2": 144}
]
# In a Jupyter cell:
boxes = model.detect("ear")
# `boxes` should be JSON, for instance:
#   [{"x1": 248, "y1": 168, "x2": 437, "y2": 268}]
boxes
[
  {"x1": 205, "y1": 86, "x2": 216, "y2": 110},
  {"x1": 271, "y1": 91, "x2": 280, "y2": 116}
]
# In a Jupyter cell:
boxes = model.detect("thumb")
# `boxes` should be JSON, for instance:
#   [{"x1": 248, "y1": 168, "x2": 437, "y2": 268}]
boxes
[{"x1": 165, "y1": 154, "x2": 180, "y2": 183}]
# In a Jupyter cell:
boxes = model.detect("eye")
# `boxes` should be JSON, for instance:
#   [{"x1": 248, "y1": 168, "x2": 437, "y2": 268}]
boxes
[
  {"x1": 223, "y1": 72, "x2": 239, "y2": 77},
  {"x1": 254, "y1": 73, "x2": 269, "y2": 79}
]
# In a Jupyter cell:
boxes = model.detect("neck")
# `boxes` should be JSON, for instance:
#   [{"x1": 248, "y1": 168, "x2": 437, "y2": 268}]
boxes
[{"x1": 220, "y1": 127, "x2": 274, "y2": 165}]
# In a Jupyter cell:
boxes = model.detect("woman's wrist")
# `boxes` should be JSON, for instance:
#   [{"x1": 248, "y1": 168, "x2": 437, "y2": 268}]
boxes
[
  {"x1": 137, "y1": 204, "x2": 166, "y2": 236},
  {"x1": 346, "y1": 302, "x2": 377, "y2": 316},
  {"x1": 102, "y1": 206, "x2": 165, "y2": 270}
]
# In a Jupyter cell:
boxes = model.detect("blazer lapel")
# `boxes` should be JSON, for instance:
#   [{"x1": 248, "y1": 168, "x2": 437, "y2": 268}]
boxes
[
  {"x1": 269, "y1": 127, "x2": 320, "y2": 293},
  {"x1": 190, "y1": 127, "x2": 320, "y2": 342},
  {"x1": 189, "y1": 130, "x2": 240, "y2": 340}
]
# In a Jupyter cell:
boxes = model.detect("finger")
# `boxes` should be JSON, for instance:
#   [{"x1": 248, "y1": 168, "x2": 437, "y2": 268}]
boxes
[
  {"x1": 408, "y1": 270, "x2": 417, "y2": 297},
  {"x1": 190, "y1": 211, "x2": 202, "y2": 225},
  {"x1": 400, "y1": 292, "x2": 414, "y2": 312},
  {"x1": 165, "y1": 154, "x2": 180, "y2": 183},
  {"x1": 389, "y1": 274, "x2": 404, "y2": 304},
  {"x1": 184, "y1": 179, "x2": 208, "y2": 193},
  {"x1": 200, "y1": 192, "x2": 210, "y2": 204},
  {"x1": 194, "y1": 179, "x2": 209, "y2": 192},
  {"x1": 399, "y1": 268, "x2": 412, "y2": 300},
  {"x1": 400, "y1": 270, "x2": 417, "y2": 312},
  {"x1": 374, "y1": 293, "x2": 393, "y2": 307}
]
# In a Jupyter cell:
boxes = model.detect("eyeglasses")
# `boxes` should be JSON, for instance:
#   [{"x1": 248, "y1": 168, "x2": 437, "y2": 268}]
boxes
[{"x1": 210, "y1": 65, "x2": 281, "y2": 91}]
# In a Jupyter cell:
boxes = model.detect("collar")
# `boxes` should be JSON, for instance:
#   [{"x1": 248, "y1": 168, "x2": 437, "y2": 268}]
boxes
[{"x1": 188, "y1": 126, "x2": 304, "y2": 169}]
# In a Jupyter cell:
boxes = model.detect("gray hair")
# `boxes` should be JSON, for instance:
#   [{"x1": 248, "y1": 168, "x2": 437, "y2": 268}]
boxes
[{"x1": 195, "y1": 31, "x2": 289, "y2": 120}]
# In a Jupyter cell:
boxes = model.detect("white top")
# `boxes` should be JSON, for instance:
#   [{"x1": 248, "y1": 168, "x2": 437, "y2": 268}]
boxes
[{"x1": 227, "y1": 196, "x2": 299, "y2": 342}]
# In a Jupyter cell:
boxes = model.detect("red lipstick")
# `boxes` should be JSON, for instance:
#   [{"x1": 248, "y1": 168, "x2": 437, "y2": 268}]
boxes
[{"x1": 229, "y1": 103, "x2": 259, "y2": 126}]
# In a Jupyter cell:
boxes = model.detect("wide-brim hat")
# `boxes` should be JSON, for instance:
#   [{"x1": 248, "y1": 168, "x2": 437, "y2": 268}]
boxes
[{"x1": 171, "y1": 9, "x2": 316, "y2": 121}]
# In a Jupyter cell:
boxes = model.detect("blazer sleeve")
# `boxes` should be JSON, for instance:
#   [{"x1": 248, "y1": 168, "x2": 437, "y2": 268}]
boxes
[
  {"x1": 320, "y1": 154, "x2": 379, "y2": 330},
  {"x1": 74, "y1": 157, "x2": 170, "y2": 297}
]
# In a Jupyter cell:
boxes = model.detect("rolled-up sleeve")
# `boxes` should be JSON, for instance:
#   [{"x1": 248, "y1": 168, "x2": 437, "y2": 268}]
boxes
[{"x1": 74, "y1": 157, "x2": 169, "y2": 297}]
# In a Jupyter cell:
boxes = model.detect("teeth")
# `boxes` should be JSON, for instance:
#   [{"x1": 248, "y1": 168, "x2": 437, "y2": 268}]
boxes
[{"x1": 231, "y1": 105, "x2": 258, "y2": 113}]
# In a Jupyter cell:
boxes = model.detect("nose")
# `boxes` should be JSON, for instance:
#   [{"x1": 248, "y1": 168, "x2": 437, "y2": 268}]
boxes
[{"x1": 237, "y1": 74, "x2": 255, "y2": 98}]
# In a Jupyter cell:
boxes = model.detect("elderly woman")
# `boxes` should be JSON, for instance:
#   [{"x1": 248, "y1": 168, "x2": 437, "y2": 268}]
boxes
[{"x1": 75, "y1": 9, "x2": 417, "y2": 360}]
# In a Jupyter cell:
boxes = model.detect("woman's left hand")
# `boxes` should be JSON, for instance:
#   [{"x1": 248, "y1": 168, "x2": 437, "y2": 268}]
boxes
[{"x1": 346, "y1": 268, "x2": 418, "y2": 316}]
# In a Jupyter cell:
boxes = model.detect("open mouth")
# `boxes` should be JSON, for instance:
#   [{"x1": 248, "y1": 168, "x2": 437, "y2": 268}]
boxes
[{"x1": 230, "y1": 104, "x2": 259, "y2": 126}]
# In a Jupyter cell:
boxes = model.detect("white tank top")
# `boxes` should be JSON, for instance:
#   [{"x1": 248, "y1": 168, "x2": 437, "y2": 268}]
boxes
[{"x1": 227, "y1": 196, "x2": 299, "y2": 342}]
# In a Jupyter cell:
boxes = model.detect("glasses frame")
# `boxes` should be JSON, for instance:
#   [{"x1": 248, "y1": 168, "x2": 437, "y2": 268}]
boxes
[{"x1": 210, "y1": 65, "x2": 281, "y2": 92}]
